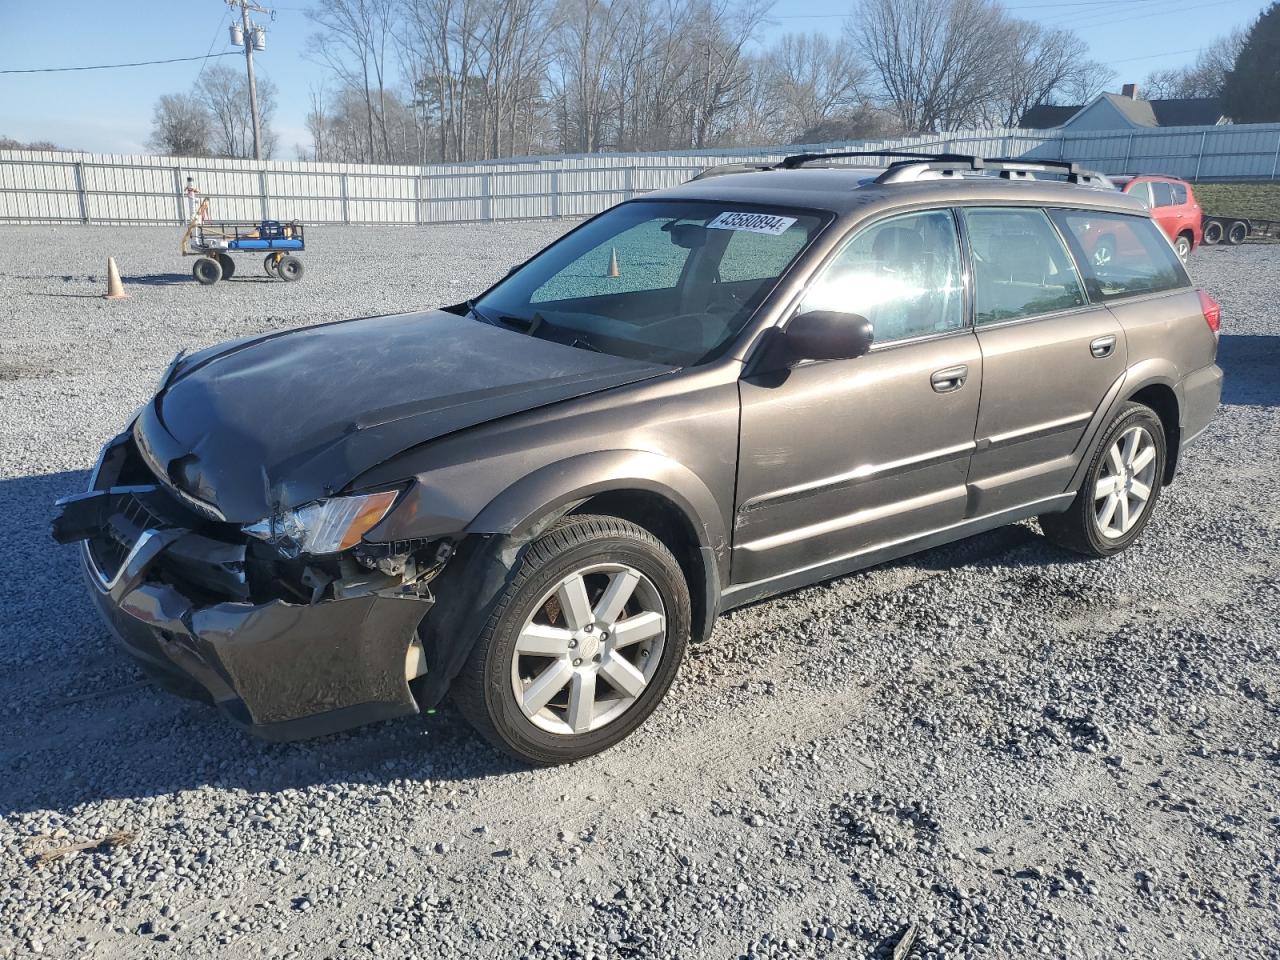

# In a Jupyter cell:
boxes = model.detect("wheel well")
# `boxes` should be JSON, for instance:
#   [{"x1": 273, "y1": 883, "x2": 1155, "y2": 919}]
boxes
[
  {"x1": 1178, "y1": 229, "x2": 1194, "y2": 241},
  {"x1": 1128, "y1": 383, "x2": 1180, "y2": 483},
  {"x1": 570, "y1": 490, "x2": 712, "y2": 641}
]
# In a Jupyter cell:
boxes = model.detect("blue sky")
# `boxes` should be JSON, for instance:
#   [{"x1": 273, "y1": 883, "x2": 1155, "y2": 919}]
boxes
[{"x1": 0, "y1": 0, "x2": 1270, "y2": 155}]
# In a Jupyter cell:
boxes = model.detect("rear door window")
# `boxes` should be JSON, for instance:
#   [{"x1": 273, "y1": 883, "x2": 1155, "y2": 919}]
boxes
[
  {"x1": 799, "y1": 209, "x2": 965, "y2": 344},
  {"x1": 1151, "y1": 182, "x2": 1175, "y2": 207},
  {"x1": 1125, "y1": 182, "x2": 1153, "y2": 207},
  {"x1": 1170, "y1": 182, "x2": 1188, "y2": 204},
  {"x1": 1051, "y1": 209, "x2": 1190, "y2": 301},
  {"x1": 960, "y1": 208, "x2": 1087, "y2": 325}
]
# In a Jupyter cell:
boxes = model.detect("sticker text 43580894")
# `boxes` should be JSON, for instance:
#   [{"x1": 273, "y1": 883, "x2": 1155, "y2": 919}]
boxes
[{"x1": 706, "y1": 212, "x2": 798, "y2": 236}]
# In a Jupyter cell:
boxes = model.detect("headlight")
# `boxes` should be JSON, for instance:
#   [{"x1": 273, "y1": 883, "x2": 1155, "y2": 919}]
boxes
[{"x1": 243, "y1": 490, "x2": 399, "y2": 557}]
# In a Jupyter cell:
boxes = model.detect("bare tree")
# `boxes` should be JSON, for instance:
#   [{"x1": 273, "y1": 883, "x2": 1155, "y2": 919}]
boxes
[
  {"x1": 147, "y1": 93, "x2": 213, "y2": 156},
  {"x1": 768, "y1": 33, "x2": 867, "y2": 141},
  {"x1": 200, "y1": 64, "x2": 279, "y2": 159},
  {"x1": 1144, "y1": 29, "x2": 1246, "y2": 99},
  {"x1": 308, "y1": 0, "x2": 398, "y2": 162},
  {"x1": 990, "y1": 21, "x2": 1111, "y2": 127}
]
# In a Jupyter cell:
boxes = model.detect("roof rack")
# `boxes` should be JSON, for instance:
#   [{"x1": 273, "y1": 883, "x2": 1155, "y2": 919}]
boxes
[
  {"x1": 690, "y1": 150, "x2": 1111, "y2": 188},
  {"x1": 875, "y1": 155, "x2": 1111, "y2": 187},
  {"x1": 690, "y1": 161, "x2": 777, "y2": 181}
]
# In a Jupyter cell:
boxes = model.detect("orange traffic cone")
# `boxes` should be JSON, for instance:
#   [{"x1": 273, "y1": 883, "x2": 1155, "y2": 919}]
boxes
[
  {"x1": 607, "y1": 247, "x2": 620, "y2": 278},
  {"x1": 103, "y1": 257, "x2": 128, "y2": 300}
]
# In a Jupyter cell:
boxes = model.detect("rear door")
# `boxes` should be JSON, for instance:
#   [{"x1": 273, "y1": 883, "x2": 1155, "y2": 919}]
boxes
[{"x1": 960, "y1": 207, "x2": 1126, "y2": 516}]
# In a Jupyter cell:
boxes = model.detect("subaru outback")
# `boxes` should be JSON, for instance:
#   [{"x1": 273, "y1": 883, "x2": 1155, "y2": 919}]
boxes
[{"x1": 52, "y1": 152, "x2": 1223, "y2": 765}]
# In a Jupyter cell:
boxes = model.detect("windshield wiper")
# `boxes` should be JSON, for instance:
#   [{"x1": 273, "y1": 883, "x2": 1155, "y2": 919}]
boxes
[{"x1": 469, "y1": 300, "x2": 544, "y2": 335}]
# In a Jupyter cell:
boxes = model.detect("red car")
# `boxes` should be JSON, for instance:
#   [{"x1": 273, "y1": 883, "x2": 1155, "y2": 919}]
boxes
[{"x1": 1109, "y1": 175, "x2": 1203, "y2": 262}]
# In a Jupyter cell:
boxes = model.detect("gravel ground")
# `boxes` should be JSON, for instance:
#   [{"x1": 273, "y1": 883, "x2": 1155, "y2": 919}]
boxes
[{"x1": 1, "y1": 226, "x2": 1277, "y2": 960}]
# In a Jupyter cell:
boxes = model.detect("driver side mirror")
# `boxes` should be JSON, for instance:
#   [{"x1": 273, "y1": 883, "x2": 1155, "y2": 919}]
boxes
[{"x1": 760, "y1": 310, "x2": 873, "y2": 370}]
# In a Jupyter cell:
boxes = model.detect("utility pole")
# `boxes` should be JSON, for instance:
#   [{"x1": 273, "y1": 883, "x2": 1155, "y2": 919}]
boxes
[{"x1": 226, "y1": 0, "x2": 272, "y2": 161}]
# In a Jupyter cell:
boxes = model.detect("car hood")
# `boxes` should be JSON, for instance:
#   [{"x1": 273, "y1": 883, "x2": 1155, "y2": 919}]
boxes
[{"x1": 136, "y1": 310, "x2": 671, "y2": 523}]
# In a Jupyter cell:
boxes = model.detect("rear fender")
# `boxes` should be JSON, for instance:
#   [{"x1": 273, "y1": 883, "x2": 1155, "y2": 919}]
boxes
[{"x1": 1066, "y1": 360, "x2": 1181, "y2": 493}]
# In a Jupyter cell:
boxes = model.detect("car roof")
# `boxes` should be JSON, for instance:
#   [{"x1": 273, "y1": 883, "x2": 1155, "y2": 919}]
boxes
[{"x1": 646, "y1": 166, "x2": 1149, "y2": 224}]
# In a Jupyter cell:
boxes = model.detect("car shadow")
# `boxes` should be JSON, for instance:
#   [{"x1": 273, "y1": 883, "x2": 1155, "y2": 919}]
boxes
[
  {"x1": 0, "y1": 469, "x2": 522, "y2": 820},
  {"x1": 1216, "y1": 333, "x2": 1279, "y2": 408}
]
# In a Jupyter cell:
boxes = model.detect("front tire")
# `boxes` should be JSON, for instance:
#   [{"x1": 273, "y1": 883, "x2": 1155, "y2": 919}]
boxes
[
  {"x1": 192, "y1": 257, "x2": 222, "y2": 285},
  {"x1": 277, "y1": 255, "x2": 304, "y2": 281},
  {"x1": 1040, "y1": 402, "x2": 1166, "y2": 557},
  {"x1": 452, "y1": 515, "x2": 690, "y2": 765}
]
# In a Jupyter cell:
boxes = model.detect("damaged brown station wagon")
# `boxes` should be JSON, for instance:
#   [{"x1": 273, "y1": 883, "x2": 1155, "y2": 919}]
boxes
[{"x1": 53, "y1": 152, "x2": 1223, "y2": 765}]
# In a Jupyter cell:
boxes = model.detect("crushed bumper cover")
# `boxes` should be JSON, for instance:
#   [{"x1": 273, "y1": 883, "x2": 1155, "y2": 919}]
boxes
[
  {"x1": 80, "y1": 546, "x2": 431, "y2": 740},
  {"x1": 55, "y1": 437, "x2": 434, "y2": 741}
]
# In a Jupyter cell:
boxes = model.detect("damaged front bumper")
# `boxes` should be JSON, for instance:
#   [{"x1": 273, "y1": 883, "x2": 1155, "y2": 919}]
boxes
[{"x1": 53, "y1": 431, "x2": 439, "y2": 741}]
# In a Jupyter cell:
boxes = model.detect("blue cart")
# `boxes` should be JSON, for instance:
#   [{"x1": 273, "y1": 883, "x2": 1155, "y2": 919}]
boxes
[{"x1": 182, "y1": 217, "x2": 307, "y2": 285}]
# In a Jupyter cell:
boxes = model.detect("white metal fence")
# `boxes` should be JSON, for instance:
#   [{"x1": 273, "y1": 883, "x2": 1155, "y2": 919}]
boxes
[{"x1": 3, "y1": 122, "x2": 1279, "y2": 226}]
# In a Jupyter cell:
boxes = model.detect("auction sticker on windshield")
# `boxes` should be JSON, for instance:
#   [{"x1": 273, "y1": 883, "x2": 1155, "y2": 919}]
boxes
[{"x1": 707, "y1": 212, "x2": 798, "y2": 235}]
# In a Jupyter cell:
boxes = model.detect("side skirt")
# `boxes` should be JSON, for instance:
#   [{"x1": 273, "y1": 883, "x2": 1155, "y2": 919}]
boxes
[{"x1": 718, "y1": 493, "x2": 1075, "y2": 612}]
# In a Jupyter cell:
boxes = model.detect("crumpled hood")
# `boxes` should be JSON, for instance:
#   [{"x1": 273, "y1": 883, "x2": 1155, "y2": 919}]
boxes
[{"x1": 136, "y1": 310, "x2": 670, "y2": 522}]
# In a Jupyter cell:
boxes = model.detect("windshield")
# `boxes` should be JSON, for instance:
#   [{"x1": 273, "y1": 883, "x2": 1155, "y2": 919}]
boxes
[{"x1": 475, "y1": 200, "x2": 826, "y2": 366}]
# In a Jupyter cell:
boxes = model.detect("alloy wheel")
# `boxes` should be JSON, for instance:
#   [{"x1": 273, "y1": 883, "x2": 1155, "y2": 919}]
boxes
[
  {"x1": 510, "y1": 563, "x2": 667, "y2": 735},
  {"x1": 1094, "y1": 425, "x2": 1158, "y2": 539}
]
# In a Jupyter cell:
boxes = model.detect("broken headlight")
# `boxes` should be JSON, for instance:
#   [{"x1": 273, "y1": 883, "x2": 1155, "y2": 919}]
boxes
[{"x1": 243, "y1": 491, "x2": 399, "y2": 558}]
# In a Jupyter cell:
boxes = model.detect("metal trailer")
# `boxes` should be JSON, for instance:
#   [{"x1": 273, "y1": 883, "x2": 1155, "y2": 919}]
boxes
[
  {"x1": 181, "y1": 203, "x2": 307, "y2": 285},
  {"x1": 1201, "y1": 214, "x2": 1280, "y2": 246}
]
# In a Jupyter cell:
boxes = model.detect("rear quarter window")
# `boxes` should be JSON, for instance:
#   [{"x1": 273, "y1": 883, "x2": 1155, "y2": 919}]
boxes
[{"x1": 1051, "y1": 209, "x2": 1190, "y2": 301}]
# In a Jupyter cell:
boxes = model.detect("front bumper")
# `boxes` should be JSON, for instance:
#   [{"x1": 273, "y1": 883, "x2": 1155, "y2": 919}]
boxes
[{"x1": 56, "y1": 433, "x2": 434, "y2": 741}]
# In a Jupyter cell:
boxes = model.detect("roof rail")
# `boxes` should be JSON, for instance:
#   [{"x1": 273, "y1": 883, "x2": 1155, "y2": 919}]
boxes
[
  {"x1": 689, "y1": 161, "x2": 777, "y2": 181},
  {"x1": 775, "y1": 149, "x2": 977, "y2": 169},
  {"x1": 875, "y1": 156, "x2": 1111, "y2": 187},
  {"x1": 689, "y1": 150, "x2": 1111, "y2": 187}
]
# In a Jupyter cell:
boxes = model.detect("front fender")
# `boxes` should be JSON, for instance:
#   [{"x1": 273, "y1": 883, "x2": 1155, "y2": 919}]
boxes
[{"x1": 466, "y1": 449, "x2": 728, "y2": 557}]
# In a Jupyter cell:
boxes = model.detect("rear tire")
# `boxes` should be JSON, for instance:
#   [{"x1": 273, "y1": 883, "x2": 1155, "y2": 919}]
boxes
[
  {"x1": 192, "y1": 257, "x2": 222, "y2": 285},
  {"x1": 1040, "y1": 402, "x2": 1166, "y2": 558},
  {"x1": 216, "y1": 253, "x2": 236, "y2": 279},
  {"x1": 1202, "y1": 219, "x2": 1223, "y2": 245},
  {"x1": 452, "y1": 515, "x2": 690, "y2": 766},
  {"x1": 277, "y1": 255, "x2": 304, "y2": 281},
  {"x1": 1226, "y1": 220, "x2": 1248, "y2": 245},
  {"x1": 264, "y1": 254, "x2": 279, "y2": 277}
]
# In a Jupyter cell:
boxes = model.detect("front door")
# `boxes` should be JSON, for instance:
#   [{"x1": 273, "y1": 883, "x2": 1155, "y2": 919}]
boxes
[{"x1": 734, "y1": 209, "x2": 982, "y2": 591}]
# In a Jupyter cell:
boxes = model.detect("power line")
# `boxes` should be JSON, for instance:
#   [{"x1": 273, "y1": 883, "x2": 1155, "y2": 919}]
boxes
[
  {"x1": 1, "y1": 52, "x2": 240, "y2": 75},
  {"x1": 193, "y1": 8, "x2": 233, "y2": 86}
]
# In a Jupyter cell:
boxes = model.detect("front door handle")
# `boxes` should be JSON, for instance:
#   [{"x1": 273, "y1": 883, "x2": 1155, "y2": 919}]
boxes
[
  {"x1": 930, "y1": 364, "x2": 968, "y2": 393},
  {"x1": 1090, "y1": 335, "x2": 1117, "y2": 358}
]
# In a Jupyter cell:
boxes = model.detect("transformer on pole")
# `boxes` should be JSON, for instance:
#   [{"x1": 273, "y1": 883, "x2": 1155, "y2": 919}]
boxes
[{"x1": 224, "y1": 0, "x2": 273, "y2": 162}]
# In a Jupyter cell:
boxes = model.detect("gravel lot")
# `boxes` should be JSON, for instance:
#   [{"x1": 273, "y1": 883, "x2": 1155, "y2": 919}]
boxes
[{"x1": 1, "y1": 225, "x2": 1277, "y2": 960}]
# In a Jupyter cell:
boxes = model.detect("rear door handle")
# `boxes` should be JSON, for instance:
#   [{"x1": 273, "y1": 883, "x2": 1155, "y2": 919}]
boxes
[
  {"x1": 930, "y1": 365, "x2": 968, "y2": 393},
  {"x1": 1090, "y1": 335, "x2": 1117, "y2": 358}
]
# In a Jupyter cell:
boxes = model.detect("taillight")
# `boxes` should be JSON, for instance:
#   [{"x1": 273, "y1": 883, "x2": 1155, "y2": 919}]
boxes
[{"x1": 1197, "y1": 290, "x2": 1221, "y2": 335}]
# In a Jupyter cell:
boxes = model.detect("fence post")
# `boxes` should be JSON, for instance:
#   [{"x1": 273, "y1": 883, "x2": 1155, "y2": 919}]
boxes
[
  {"x1": 624, "y1": 166, "x2": 634, "y2": 200},
  {"x1": 259, "y1": 169, "x2": 270, "y2": 221},
  {"x1": 551, "y1": 170, "x2": 560, "y2": 219},
  {"x1": 1122, "y1": 134, "x2": 1133, "y2": 171},
  {"x1": 73, "y1": 161, "x2": 90, "y2": 224},
  {"x1": 416, "y1": 173, "x2": 424, "y2": 225},
  {"x1": 172, "y1": 167, "x2": 185, "y2": 223},
  {"x1": 1193, "y1": 130, "x2": 1207, "y2": 181},
  {"x1": 340, "y1": 173, "x2": 350, "y2": 224},
  {"x1": 481, "y1": 172, "x2": 492, "y2": 221},
  {"x1": 1271, "y1": 131, "x2": 1280, "y2": 180}
]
